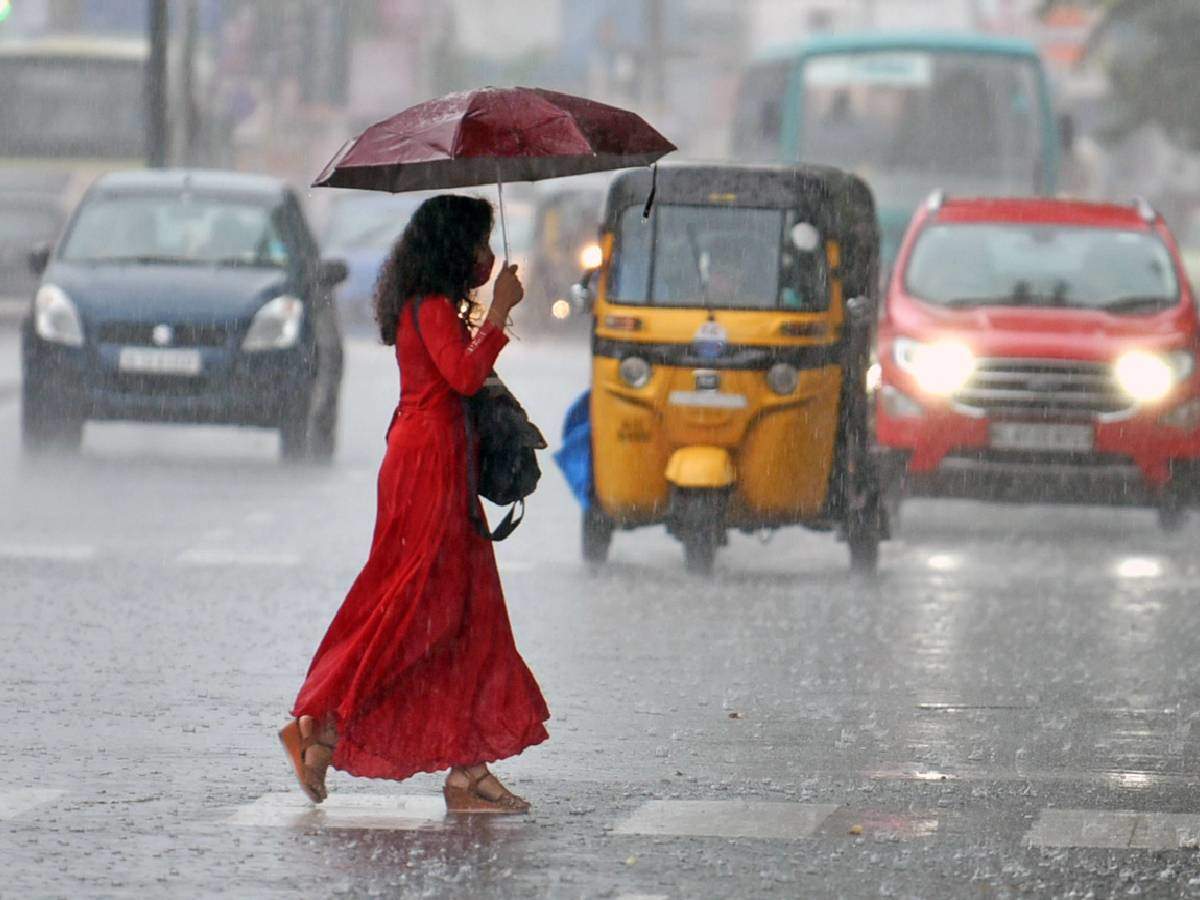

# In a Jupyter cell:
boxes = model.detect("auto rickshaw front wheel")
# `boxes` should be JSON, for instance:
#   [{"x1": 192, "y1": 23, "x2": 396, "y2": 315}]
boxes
[
  {"x1": 582, "y1": 505, "x2": 614, "y2": 566},
  {"x1": 671, "y1": 489, "x2": 726, "y2": 577}
]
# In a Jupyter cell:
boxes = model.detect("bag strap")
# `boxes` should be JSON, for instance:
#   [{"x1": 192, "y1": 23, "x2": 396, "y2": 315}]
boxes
[{"x1": 409, "y1": 298, "x2": 520, "y2": 542}]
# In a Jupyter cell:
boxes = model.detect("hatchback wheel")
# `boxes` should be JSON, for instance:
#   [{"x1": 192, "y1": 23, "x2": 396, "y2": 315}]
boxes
[
  {"x1": 278, "y1": 391, "x2": 313, "y2": 462},
  {"x1": 21, "y1": 382, "x2": 83, "y2": 455}
]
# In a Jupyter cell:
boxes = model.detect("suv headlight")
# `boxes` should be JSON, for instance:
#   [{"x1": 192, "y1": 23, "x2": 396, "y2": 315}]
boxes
[
  {"x1": 243, "y1": 296, "x2": 304, "y2": 351},
  {"x1": 34, "y1": 284, "x2": 84, "y2": 347},
  {"x1": 1114, "y1": 350, "x2": 1193, "y2": 402},
  {"x1": 893, "y1": 337, "x2": 975, "y2": 396}
]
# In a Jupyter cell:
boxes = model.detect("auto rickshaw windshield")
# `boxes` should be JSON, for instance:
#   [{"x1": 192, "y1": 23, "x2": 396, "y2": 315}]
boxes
[{"x1": 606, "y1": 203, "x2": 830, "y2": 311}]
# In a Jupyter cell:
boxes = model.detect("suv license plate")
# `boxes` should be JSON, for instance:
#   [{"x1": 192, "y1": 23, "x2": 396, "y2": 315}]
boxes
[
  {"x1": 118, "y1": 347, "x2": 202, "y2": 376},
  {"x1": 989, "y1": 422, "x2": 1093, "y2": 453}
]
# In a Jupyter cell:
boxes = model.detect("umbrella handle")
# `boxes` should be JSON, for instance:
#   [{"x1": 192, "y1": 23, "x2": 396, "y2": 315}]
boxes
[{"x1": 496, "y1": 163, "x2": 510, "y2": 264}]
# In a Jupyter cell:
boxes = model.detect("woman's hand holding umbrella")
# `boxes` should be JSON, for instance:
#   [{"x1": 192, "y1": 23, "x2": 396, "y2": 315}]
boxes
[{"x1": 486, "y1": 264, "x2": 524, "y2": 330}]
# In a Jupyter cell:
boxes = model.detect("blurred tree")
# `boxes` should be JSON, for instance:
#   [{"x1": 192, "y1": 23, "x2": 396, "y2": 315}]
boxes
[{"x1": 1043, "y1": 0, "x2": 1200, "y2": 150}]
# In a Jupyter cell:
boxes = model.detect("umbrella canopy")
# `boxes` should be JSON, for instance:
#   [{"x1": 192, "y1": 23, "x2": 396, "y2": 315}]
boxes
[{"x1": 312, "y1": 86, "x2": 676, "y2": 194}]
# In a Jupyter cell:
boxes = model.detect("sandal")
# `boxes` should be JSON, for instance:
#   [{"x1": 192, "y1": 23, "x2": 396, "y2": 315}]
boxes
[
  {"x1": 443, "y1": 770, "x2": 530, "y2": 814},
  {"x1": 278, "y1": 716, "x2": 334, "y2": 804}
]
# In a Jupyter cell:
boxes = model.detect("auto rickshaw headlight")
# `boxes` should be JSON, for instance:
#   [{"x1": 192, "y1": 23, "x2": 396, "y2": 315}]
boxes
[
  {"x1": 1114, "y1": 350, "x2": 1191, "y2": 403},
  {"x1": 618, "y1": 356, "x2": 652, "y2": 388},
  {"x1": 893, "y1": 337, "x2": 975, "y2": 396},
  {"x1": 767, "y1": 362, "x2": 799, "y2": 395}
]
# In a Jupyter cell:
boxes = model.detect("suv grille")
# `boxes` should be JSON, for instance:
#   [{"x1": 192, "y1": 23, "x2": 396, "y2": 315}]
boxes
[
  {"x1": 96, "y1": 321, "x2": 230, "y2": 347},
  {"x1": 954, "y1": 358, "x2": 1130, "y2": 420}
]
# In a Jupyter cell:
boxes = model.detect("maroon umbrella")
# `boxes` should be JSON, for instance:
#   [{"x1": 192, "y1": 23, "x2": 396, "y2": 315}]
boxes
[{"x1": 312, "y1": 86, "x2": 675, "y2": 257}]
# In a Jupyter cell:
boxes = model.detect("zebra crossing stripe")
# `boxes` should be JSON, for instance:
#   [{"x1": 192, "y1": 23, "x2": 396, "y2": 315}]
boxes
[
  {"x1": 1026, "y1": 809, "x2": 1200, "y2": 850},
  {"x1": 613, "y1": 801, "x2": 840, "y2": 841},
  {"x1": 0, "y1": 789, "x2": 65, "y2": 820}
]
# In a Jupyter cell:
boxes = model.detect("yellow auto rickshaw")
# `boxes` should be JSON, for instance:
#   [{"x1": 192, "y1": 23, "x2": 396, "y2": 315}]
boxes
[{"x1": 574, "y1": 163, "x2": 886, "y2": 573}]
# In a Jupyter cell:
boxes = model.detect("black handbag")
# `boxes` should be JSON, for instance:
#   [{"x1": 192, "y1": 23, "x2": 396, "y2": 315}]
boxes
[
  {"x1": 464, "y1": 375, "x2": 547, "y2": 540},
  {"x1": 411, "y1": 299, "x2": 545, "y2": 541}
]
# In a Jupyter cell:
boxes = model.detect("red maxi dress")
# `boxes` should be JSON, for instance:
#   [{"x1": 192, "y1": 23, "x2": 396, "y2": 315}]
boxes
[{"x1": 292, "y1": 295, "x2": 549, "y2": 780}]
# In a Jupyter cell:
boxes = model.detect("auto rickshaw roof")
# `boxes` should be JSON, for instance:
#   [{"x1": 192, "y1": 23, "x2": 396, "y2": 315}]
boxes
[{"x1": 604, "y1": 162, "x2": 877, "y2": 235}]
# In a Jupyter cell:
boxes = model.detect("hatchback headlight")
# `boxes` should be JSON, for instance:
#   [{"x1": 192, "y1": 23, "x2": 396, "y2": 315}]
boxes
[
  {"x1": 1114, "y1": 350, "x2": 1192, "y2": 403},
  {"x1": 893, "y1": 337, "x2": 975, "y2": 396},
  {"x1": 618, "y1": 355, "x2": 652, "y2": 388},
  {"x1": 243, "y1": 295, "x2": 303, "y2": 351},
  {"x1": 766, "y1": 362, "x2": 799, "y2": 395},
  {"x1": 34, "y1": 284, "x2": 84, "y2": 347}
]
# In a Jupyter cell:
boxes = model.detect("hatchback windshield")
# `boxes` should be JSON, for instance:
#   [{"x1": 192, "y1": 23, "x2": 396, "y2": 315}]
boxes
[
  {"x1": 905, "y1": 223, "x2": 1180, "y2": 313},
  {"x1": 607, "y1": 204, "x2": 828, "y2": 310},
  {"x1": 61, "y1": 194, "x2": 289, "y2": 268}
]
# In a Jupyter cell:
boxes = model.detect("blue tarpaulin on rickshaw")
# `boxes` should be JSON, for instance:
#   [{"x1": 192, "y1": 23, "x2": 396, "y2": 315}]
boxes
[{"x1": 553, "y1": 390, "x2": 591, "y2": 510}]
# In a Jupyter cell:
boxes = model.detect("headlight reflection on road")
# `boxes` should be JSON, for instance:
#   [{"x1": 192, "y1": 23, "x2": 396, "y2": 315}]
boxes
[
  {"x1": 1114, "y1": 556, "x2": 1163, "y2": 579},
  {"x1": 926, "y1": 553, "x2": 962, "y2": 572}
]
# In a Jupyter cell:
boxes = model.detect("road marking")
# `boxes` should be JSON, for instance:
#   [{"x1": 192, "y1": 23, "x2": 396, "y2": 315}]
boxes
[
  {"x1": 0, "y1": 543, "x2": 96, "y2": 562},
  {"x1": 176, "y1": 548, "x2": 300, "y2": 567},
  {"x1": 230, "y1": 793, "x2": 521, "y2": 831},
  {"x1": 0, "y1": 789, "x2": 65, "y2": 820},
  {"x1": 613, "y1": 801, "x2": 839, "y2": 841},
  {"x1": 1026, "y1": 809, "x2": 1200, "y2": 850}
]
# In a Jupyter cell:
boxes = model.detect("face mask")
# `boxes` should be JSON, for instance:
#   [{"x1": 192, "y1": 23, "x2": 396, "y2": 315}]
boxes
[{"x1": 469, "y1": 247, "x2": 495, "y2": 288}]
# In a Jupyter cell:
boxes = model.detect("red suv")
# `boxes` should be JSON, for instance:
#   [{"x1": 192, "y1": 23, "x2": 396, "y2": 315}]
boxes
[{"x1": 875, "y1": 194, "x2": 1200, "y2": 529}]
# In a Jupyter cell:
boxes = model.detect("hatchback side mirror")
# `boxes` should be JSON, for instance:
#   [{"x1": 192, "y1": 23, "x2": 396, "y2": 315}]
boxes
[
  {"x1": 318, "y1": 258, "x2": 348, "y2": 286},
  {"x1": 28, "y1": 242, "x2": 50, "y2": 276}
]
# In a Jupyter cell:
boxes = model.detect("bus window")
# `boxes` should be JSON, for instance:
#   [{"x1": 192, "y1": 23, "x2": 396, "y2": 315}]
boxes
[
  {"x1": 731, "y1": 61, "x2": 791, "y2": 163},
  {"x1": 800, "y1": 51, "x2": 1043, "y2": 193},
  {"x1": 0, "y1": 56, "x2": 144, "y2": 159}
]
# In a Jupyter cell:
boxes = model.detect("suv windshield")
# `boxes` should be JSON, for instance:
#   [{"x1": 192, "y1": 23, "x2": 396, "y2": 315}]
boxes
[
  {"x1": 607, "y1": 204, "x2": 828, "y2": 310},
  {"x1": 905, "y1": 223, "x2": 1180, "y2": 313},
  {"x1": 61, "y1": 193, "x2": 289, "y2": 268}
]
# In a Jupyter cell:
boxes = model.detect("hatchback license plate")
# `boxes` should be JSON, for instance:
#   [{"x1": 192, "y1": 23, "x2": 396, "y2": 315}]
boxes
[
  {"x1": 989, "y1": 422, "x2": 1093, "y2": 453},
  {"x1": 118, "y1": 347, "x2": 202, "y2": 376}
]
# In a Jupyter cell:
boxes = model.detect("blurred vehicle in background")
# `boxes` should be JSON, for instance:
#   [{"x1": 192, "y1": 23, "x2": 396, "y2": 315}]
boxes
[
  {"x1": 0, "y1": 34, "x2": 229, "y2": 226},
  {"x1": 521, "y1": 177, "x2": 607, "y2": 335},
  {"x1": 733, "y1": 32, "x2": 1067, "y2": 276},
  {"x1": 21, "y1": 170, "x2": 347, "y2": 462},
  {"x1": 0, "y1": 181, "x2": 67, "y2": 321},
  {"x1": 876, "y1": 193, "x2": 1200, "y2": 530},
  {"x1": 319, "y1": 191, "x2": 428, "y2": 333}
]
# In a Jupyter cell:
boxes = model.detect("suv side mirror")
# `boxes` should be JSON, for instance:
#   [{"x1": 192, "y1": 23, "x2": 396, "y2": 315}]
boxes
[
  {"x1": 28, "y1": 242, "x2": 50, "y2": 276},
  {"x1": 318, "y1": 258, "x2": 349, "y2": 286},
  {"x1": 570, "y1": 269, "x2": 597, "y2": 313},
  {"x1": 1059, "y1": 112, "x2": 1076, "y2": 155}
]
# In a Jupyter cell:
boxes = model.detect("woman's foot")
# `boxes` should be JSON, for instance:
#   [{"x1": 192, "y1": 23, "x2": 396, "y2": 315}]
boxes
[
  {"x1": 443, "y1": 765, "x2": 530, "y2": 814},
  {"x1": 278, "y1": 715, "x2": 335, "y2": 804}
]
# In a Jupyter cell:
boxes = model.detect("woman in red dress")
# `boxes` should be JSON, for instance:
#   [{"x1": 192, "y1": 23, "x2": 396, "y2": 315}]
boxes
[{"x1": 279, "y1": 195, "x2": 549, "y2": 813}]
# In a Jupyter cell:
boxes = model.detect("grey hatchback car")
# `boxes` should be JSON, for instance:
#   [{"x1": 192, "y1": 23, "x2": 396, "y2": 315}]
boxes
[{"x1": 21, "y1": 170, "x2": 347, "y2": 461}]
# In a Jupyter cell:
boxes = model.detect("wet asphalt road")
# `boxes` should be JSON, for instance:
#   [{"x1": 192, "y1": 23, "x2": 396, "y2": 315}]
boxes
[{"x1": 3, "y1": 325, "x2": 1200, "y2": 898}]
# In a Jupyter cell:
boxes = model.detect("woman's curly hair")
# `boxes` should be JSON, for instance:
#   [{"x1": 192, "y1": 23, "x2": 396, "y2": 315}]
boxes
[{"x1": 373, "y1": 194, "x2": 494, "y2": 345}]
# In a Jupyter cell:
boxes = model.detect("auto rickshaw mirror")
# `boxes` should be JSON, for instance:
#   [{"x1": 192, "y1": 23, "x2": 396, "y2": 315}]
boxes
[
  {"x1": 791, "y1": 222, "x2": 820, "y2": 252},
  {"x1": 570, "y1": 270, "x2": 595, "y2": 312},
  {"x1": 825, "y1": 240, "x2": 842, "y2": 272}
]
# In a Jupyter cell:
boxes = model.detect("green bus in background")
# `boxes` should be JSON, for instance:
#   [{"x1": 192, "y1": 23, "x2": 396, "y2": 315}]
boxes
[{"x1": 732, "y1": 32, "x2": 1066, "y2": 274}]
